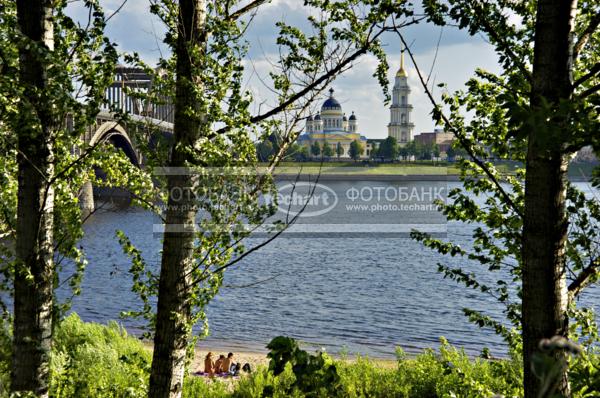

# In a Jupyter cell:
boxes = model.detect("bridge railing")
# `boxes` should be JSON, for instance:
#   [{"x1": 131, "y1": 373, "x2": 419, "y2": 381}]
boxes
[{"x1": 103, "y1": 66, "x2": 174, "y2": 124}]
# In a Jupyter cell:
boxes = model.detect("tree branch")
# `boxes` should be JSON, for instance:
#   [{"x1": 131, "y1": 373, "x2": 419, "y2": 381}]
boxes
[
  {"x1": 475, "y1": 1, "x2": 532, "y2": 82},
  {"x1": 226, "y1": 0, "x2": 269, "y2": 21},
  {"x1": 396, "y1": 31, "x2": 524, "y2": 219},
  {"x1": 106, "y1": 0, "x2": 129, "y2": 23},
  {"x1": 213, "y1": 19, "x2": 424, "y2": 137},
  {"x1": 573, "y1": 13, "x2": 600, "y2": 60},
  {"x1": 573, "y1": 62, "x2": 600, "y2": 88},
  {"x1": 578, "y1": 82, "x2": 600, "y2": 99},
  {"x1": 568, "y1": 257, "x2": 600, "y2": 299}
]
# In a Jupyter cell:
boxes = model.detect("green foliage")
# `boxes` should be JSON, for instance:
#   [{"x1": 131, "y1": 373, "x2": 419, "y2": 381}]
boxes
[
  {"x1": 231, "y1": 365, "x2": 298, "y2": 398},
  {"x1": 50, "y1": 314, "x2": 151, "y2": 398},
  {"x1": 0, "y1": 0, "x2": 154, "y2": 322},
  {"x1": 103, "y1": 5, "x2": 427, "y2": 391},
  {"x1": 349, "y1": 140, "x2": 363, "y2": 160},
  {"x1": 322, "y1": 141, "x2": 334, "y2": 158},
  {"x1": 338, "y1": 339, "x2": 523, "y2": 398},
  {"x1": 369, "y1": 145, "x2": 379, "y2": 159},
  {"x1": 286, "y1": 144, "x2": 309, "y2": 162},
  {"x1": 401, "y1": 140, "x2": 443, "y2": 161},
  {"x1": 4, "y1": 318, "x2": 600, "y2": 398},
  {"x1": 183, "y1": 376, "x2": 230, "y2": 398},
  {"x1": 412, "y1": 0, "x2": 600, "y2": 361},
  {"x1": 336, "y1": 142, "x2": 344, "y2": 158},
  {"x1": 571, "y1": 350, "x2": 600, "y2": 398},
  {"x1": 257, "y1": 140, "x2": 274, "y2": 162},
  {"x1": 116, "y1": 231, "x2": 157, "y2": 336},
  {"x1": 445, "y1": 142, "x2": 467, "y2": 161},
  {"x1": 310, "y1": 141, "x2": 321, "y2": 157},
  {"x1": 377, "y1": 136, "x2": 398, "y2": 160},
  {"x1": 264, "y1": 336, "x2": 341, "y2": 397},
  {"x1": 178, "y1": 337, "x2": 526, "y2": 398}
]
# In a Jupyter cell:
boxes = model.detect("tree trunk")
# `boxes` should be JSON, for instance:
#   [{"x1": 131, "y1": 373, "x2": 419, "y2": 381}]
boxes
[
  {"x1": 522, "y1": 0, "x2": 577, "y2": 396},
  {"x1": 148, "y1": 1, "x2": 207, "y2": 397},
  {"x1": 12, "y1": 1, "x2": 56, "y2": 396}
]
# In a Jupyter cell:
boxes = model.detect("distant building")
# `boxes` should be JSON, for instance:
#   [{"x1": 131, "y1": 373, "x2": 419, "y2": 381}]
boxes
[
  {"x1": 387, "y1": 50, "x2": 414, "y2": 145},
  {"x1": 414, "y1": 128, "x2": 454, "y2": 153},
  {"x1": 298, "y1": 88, "x2": 368, "y2": 158},
  {"x1": 366, "y1": 138, "x2": 385, "y2": 157},
  {"x1": 297, "y1": 48, "x2": 418, "y2": 159}
]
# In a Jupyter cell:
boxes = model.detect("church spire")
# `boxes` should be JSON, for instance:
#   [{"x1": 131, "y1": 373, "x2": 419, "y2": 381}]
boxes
[{"x1": 396, "y1": 46, "x2": 407, "y2": 78}]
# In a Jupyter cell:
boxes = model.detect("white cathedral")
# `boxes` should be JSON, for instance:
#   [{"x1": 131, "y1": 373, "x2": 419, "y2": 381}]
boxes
[
  {"x1": 298, "y1": 50, "x2": 414, "y2": 158},
  {"x1": 298, "y1": 88, "x2": 368, "y2": 157}
]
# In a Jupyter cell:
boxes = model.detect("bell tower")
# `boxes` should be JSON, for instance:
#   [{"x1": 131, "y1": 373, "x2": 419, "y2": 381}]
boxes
[{"x1": 388, "y1": 48, "x2": 414, "y2": 144}]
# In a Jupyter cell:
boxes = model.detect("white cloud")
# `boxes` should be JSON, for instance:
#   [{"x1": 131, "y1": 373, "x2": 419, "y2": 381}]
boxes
[
  {"x1": 67, "y1": 1, "x2": 501, "y2": 139},
  {"x1": 331, "y1": 41, "x2": 501, "y2": 139}
]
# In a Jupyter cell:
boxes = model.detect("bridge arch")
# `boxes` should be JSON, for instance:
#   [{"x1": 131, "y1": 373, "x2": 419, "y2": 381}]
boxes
[
  {"x1": 90, "y1": 121, "x2": 139, "y2": 166},
  {"x1": 80, "y1": 121, "x2": 141, "y2": 217}
]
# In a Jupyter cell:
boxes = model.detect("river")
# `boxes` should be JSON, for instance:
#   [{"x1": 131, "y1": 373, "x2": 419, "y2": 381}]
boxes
[{"x1": 60, "y1": 180, "x2": 600, "y2": 359}]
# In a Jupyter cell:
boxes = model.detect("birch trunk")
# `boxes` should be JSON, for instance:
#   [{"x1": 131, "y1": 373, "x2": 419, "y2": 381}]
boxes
[
  {"x1": 12, "y1": 0, "x2": 56, "y2": 396},
  {"x1": 522, "y1": 0, "x2": 577, "y2": 396},
  {"x1": 148, "y1": 0, "x2": 207, "y2": 397}
]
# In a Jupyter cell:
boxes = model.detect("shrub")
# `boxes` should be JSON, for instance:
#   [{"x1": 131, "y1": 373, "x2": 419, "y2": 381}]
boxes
[
  {"x1": 183, "y1": 376, "x2": 230, "y2": 398},
  {"x1": 337, "y1": 338, "x2": 523, "y2": 398},
  {"x1": 338, "y1": 356, "x2": 409, "y2": 397},
  {"x1": 50, "y1": 313, "x2": 151, "y2": 397},
  {"x1": 4, "y1": 320, "x2": 597, "y2": 398}
]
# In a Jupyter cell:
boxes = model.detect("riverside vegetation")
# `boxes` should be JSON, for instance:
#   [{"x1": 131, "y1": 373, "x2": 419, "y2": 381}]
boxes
[
  {"x1": 0, "y1": 314, "x2": 598, "y2": 397},
  {"x1": 2, "y1": 0, "x2": 600, "y2": 396}
]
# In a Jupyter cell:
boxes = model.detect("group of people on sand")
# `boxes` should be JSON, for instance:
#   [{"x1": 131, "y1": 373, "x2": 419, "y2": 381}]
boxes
[{"x1": 203, "y1": 352, "x2": 251, "y2": 377}]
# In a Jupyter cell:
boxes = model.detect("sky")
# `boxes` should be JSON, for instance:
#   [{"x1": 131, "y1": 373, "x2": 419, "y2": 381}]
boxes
[{"x1": 70, "y1": 0, "x2": 502, "y2": 139}]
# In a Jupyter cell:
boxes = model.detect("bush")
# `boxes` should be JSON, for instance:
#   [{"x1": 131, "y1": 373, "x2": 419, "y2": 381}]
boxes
[
  {"x1": 224, "y1": 336, "x2": 524, "y2": 398},
  {"x1": 50, "y1": 313, "x2": 151, "y2": 397},
  {"x1": 337, "y1": 337, "x2": 523, "y2": 398},
  {"x1": 6, "y1": 319, "x2": 600, "y2": 397},
  {"x1": 183, "y1": 376, "x2": 230, "y2": 398}
]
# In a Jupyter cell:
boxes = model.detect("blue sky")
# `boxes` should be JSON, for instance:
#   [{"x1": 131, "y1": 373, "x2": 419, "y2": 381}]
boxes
[{"x1": 70, "y1": 0, "x2": 501, "y2": 139}]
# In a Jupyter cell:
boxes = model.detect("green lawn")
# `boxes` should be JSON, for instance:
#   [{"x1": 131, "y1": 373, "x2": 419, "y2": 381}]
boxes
[
  {"x1": 261, "y1": 161, "x2": 597, "y2": 178},
  {"x1": 264, "y1": 161, "x2": 457, "y2": 176}
]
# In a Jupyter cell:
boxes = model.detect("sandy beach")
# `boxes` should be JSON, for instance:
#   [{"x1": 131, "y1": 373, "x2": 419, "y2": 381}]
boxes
[
  {"x1": 189, "y1": 345, "x2": 398, "y2": 374},
  {"x1": 190, "y1": 348, "x2": 270, "y2": 374}
]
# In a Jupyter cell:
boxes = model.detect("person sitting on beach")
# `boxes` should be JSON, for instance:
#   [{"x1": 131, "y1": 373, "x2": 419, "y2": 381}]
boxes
[
  {"x1": 222, "y1": 352, "x2": 235, "y2": 374},
  {"x1": 214, "y1": 354, "x2": 226, "y2": 373},
  {"x1": 230, "y1": 362, "x2": 241, "y2": 376},
  {"x1": 204, "y1": 352, "x2": 215, "y2": 375}
]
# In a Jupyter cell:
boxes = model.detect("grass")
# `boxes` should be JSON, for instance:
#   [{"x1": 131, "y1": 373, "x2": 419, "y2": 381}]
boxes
[
  {"x1": 261, "y1": 160, "x2": 597, "y2": 179},
  {"x1": 0, "y1": 314, "x2": 527, "y2": 397},
  {"x1": 183, "y1": 340, "x2": 525, "y2": 398},
  {"x1": 1, "y1": 315, "x2": 599, "y2": 397},
  {"x1": 265, "y1": 161, "x2": 459, "y2": 176}
]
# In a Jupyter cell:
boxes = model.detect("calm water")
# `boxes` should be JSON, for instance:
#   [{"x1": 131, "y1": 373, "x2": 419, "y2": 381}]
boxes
[{"x1": 60, "y1": 181, "x2": 600, "y2": 359}]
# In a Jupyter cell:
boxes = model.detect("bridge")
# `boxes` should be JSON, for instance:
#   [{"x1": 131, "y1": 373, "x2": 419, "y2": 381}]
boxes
[{"x1": 80, "y1": 66, "x2": 174, "y2": 215}]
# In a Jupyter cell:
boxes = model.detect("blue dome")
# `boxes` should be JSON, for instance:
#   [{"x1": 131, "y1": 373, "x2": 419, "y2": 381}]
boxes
[
  {"x1": 349, "y1": 111, "x2": 357, "y2": 121},
  {"x1": 306, "y1": 115, "x2": 313, "y2": 121},
  {"x1": 343, "y1": 115, "x2": 348, "y2": 121},
  {"x1": 321, "y1": 88, "x2": 341, "y2": 110},
  {"x1": 322, "y1": 97, "x2": 341, "y2": 109},
  {"x1": 314, "y1": 113, "x2": 321, "y2": 120}
]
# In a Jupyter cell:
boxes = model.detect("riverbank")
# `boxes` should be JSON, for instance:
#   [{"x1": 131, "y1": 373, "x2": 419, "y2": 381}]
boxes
[
  {"x1": 265, "y1": 161, "x2": 596, "y2": 181},
  {"x1": 274, "y1": 173, "x2": 461, "y2": 181},
  {"x1": 140, "y1": 342, "x2": 399, "y2": 374},
  {"x1": 188, "y1": 346, "x2": 399, "y2": 374},
  {"x1": 274, "y1": 172, "x2": 591, "y2": 182}
]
